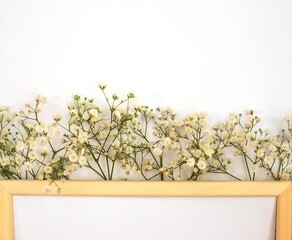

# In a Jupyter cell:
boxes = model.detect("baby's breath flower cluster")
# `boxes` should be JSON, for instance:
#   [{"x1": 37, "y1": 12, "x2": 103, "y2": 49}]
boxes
[
  {"x1": 0, "y1": 96, "x2": 67, "y2": 181},
  {"x1": 0, "y1": 85, "x2": 291, "y2": 181}
]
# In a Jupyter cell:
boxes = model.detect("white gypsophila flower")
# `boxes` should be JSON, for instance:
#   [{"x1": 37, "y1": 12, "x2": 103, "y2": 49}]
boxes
[
  {"x1": 160, "y1": 107, "x2": 166, "y2": 113},
  {"x1": 28, "y1": 151, "x2": 37, "y2": 160},
  {"x1": 40, "y1": 96, "x2": 47, "y2": 104},
  {"x1": 127, "y1": 92, "x2": 135, "y2": 98},
  {"x1": 132, "y1": 118, "x2": 138, "y2": 124},
  {"x1": 73, "y1": 94, "x2": 80, "y2": 100},
  {"x1": 281, "y1": 143, "x2": 290, "y2": 152},
  {"x1": 212, "y1": 160, "x2": 220, "y2": 167},
  {"x1": 82, "y1": 111, "x2": 90, "y2": 120},
  {"x1": 78, "y1": 156, "x2": 87, "y2": 166},
  {"x1": 185, "y1": 127, "x2": 191, "y2": 133},
  {"x1": 66, "y1": 102, "x2": 74, "y2": 109},
  {"x1": 0, "y1": 157, "x2": 10, "y2": 166},
  {"x1": 284, "y1": 115, "x2": 292, "y2": 121},
  {"x1": 134, "y1": 104, "x2": 141, "y2": 110},
  {"x1": 29, "y1": 141, "x2": 37, "y2": 150},
  {"x1": 35, "y1": 95, "x2": 47, "y2": 104},
  {"x1": 24, "y1": 162, "x2": 33, "y2": 171},
  {"x1": 78, "y1": 100, "x2": 85, "y2": 105},
  {"x1": 125, "y1": 146, "x2": 133, "y2": 154},
  {"x1": 53, "y1": 128, "x2": 61, "y2": 137},
  {"x1": 98, "y1": 82, "x2": 107, "y2": 90},
  {"x1": 228, "y1": 114, "x2": 237, "y2": 124},
  {"x1": 153, "y1": 148, "x2": 162, "y2": 157},
  {"x1": 44, "y1": 123, "x2": 52, "y2": 133},
  {"x1": 264, "y1": 129, "x2": 270, "y2": 135},
  {"x1": 200, "y1": 111, "x2": 208, "y2": 117},
  {"x1": 100, "y1": 131, "x2": 107, "y2": 138},
  {"x1": 112, "y1": 93, "x2": 119, "y2": 100},
  {"x1": 35, "y1": 124, "x2": 44, "y2": 133},
  {"x1": 26, "y1": 125, "x2": 34, "y2": 132},
  {"x1": 279, "y1": 173, "x2": 289, "y2": 180},
  {"x1": 239, "y1": 133, "x2": 247, "y2": 141},
  {"x1": 247, "y1": 114, "x2": 253, "y2": 121},
  {"x1": 44, "y1": 165, "x2": 53, "y2": 174},
  {"x1": 78, "y1": 132, "x2": 88, "y2": 144},
  {"x1": 42, "y1": 185, "x2": 52, "y2": 194},
  {"x1": 89, "y1": 109, "x2": 98, "y2": 117},
  {"x1": 186, "y1": 158, "x2": 195, "y2": 167},
  {"x1": 40, "y1": 149, "x2": 47, "y2": 156},
  {"x1": 15, "y1": 156, "x2": 23, "y2": 165},
  {"x1": 80, "y1": 148, "x2": 86, "y2": 155},
  {"x1": 69, "y1": 151, "x2": 78, "y2": 163},
  {"x1": 194, "y1": 150, "x2": 202, "y2": 158},
  {"x1": 37, "y1": 174, "x2": 44, "y2": 180},
  {"x1": 264, "y1": 156, "x2": 272, "y2": 164},
  {"x1": 149, "y1": 112, "x2": 155, "y2": 118},
  {"x1": 167, "y1": 107, "x2": 175, "y2": 115},
  {"x1": 171, "y1": 142, "x2": 179, "y2": 150},
  {"x1": 258, "y1": 136, "x2": 265, "y2": 142},
  {"x1": 269, "y1": 144, "x2": 277, "y2": 152},
  {"x1": 203, "y1": 128, "x2": 211, "y2": 135},
  {"x1": 256, "y1": 149, "x2": 265, "y2": 158},
  {"x1": 246, "y1": 132, "x2": 253, "y2": 140},
  {"x1": 16, "y1": 142, "x2": 25, "y2": 151},
  {"x1": 53, "y1": 113, "x2": 62, "y2": 122},
  {"x1": 161, "y1": 137, "x2": 171, "y2": 146},
  {"x1": 39, "y1": 136, "x2": 48, "y2": 146},
  {"x1": 199, "y1": 118, "x2": 205, "y2": 126},
  {"x1": 204, "y1": 148, "x2": 214, "y2": 158},
  {"x1": 0, "y1": 106, "x2": 7, "y2": 116},
  {"x1": 0, "y1": 111, "x2": 7, "y2": 117},
  {"x1": 172, "y1": 120, "x2": 184, "y2": 127},
  {"x1": 159, "y1": 121, "x2": 168, "y2": 128},
  {"x1": 250, "y1": 164, "x2": 258, "y2": 173},
  {"x1": 114, "y1": 111, "x2": 121, "y2": 120},
  {"x1": 69, "y1": 164, "x2": 77, "y2": 171},
  {"x1": 197, "y1": 160, "x2": 207, "y2": 170}
]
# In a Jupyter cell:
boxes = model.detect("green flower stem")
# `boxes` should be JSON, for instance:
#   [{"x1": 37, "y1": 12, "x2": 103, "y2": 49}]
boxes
[
  {"x1": 86, "y1": 146, "x2": 107, "y2": 180},
  {"x1": 160, "y1": 156, "x2": 163, "y2": 180},
  {"x1": 244, "y1": 155, "x2": 252, "y2": 181},
  {"x1": 147, "y1": 172, "x2": 161, "y2": 180},
  {"x1": 86, "y1": 162, "x2": 106, "y2": 180}
]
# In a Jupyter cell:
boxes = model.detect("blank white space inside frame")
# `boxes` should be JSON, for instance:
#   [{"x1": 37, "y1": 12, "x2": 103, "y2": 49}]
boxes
[{"x1": 13, "y1": 196, "x2": 276, "y2": 240}]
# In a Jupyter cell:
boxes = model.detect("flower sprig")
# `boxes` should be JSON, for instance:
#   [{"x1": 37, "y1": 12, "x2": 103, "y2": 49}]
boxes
[
  {"x1": 0, "y1": 84, "x2": 291, "y2": 181},
  {"x1": 0, "y1": 96, "x2": 67, "y2": 181}
]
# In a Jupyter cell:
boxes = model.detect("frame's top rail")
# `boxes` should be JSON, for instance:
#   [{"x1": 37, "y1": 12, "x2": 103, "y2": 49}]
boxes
[{"x1": 0, "y1": 180, "x2": 290, "y2": 197}]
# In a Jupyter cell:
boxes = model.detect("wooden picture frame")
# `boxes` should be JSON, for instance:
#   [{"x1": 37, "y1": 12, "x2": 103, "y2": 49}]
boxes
[{"x1": 0, "y1": 180, "x2": 291, "y2": 240}]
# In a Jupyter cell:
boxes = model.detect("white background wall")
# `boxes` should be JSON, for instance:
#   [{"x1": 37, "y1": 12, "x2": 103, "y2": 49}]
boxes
[
  {"x1": 1, "y1": 0, "x2": 292, "y2": 180},
  {"x1": 0, "y1": 0, "x2": 291, "y2": 238},
  {"x1": 1, "y1": 0, "x2": 292, "y2": 181}
]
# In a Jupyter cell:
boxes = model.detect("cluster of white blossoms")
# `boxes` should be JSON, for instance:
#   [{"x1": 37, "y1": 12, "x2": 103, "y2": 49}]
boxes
[
  {"x1": 0, "y1": 95, "x2": 67, "y2": 181},
  {"x1": 0, "y1": 85, "x2": 291, "y2": 182}
]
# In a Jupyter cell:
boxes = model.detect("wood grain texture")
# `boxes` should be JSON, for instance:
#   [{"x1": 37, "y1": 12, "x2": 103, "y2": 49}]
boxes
[
  {"x1": 276, "y1": 184, "x2": 292, "y2": 240},
  {"x1": 0, "y1": 180, "x2": 290, "y2": 196},
  {"x1": 0, "y1": 184, "x2": 14, "y2": 240}
]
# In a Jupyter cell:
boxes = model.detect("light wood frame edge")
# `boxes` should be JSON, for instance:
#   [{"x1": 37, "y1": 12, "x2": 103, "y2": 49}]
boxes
[{"x1": 0, "y1": 181, "x2": 291, "y2": 240}]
